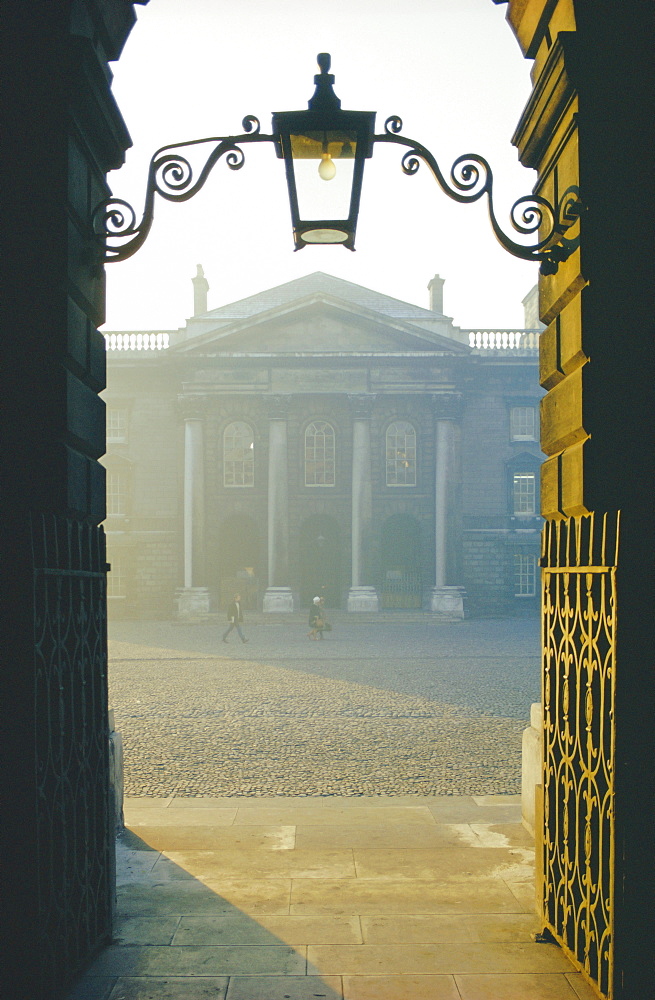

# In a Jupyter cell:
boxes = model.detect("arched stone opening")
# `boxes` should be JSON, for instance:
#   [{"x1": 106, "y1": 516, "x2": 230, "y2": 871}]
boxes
[
  {"x1": 299, "y1": 513, "x2": 342, "y2": 607},
  {"x1": 378, "y1": 512, "x2": 423, "y2": 608},
  {"x1": 216, "y1": 513, "x2": 261, "y2": 610}
]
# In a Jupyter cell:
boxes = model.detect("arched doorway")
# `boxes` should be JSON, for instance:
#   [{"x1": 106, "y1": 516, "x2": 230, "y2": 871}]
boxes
[
  {"x1": 299, "y1": 514, "x2": 342, "y2": 607},
  {"x1": 217, "y1": 514, "x2": 260, "y2": 610},
  {"x1": 379, "y1": 513, "x2": 422, "y2": 608}
]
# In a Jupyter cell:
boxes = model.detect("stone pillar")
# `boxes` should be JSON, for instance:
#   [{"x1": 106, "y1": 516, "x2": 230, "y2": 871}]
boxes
[
  {"x1": 176, "y1": 396, "x2": 210, "y2": 618},
  {"x1": 347, "y1": 395, "x2": 379, "y2": 612},
  {"x1": 263, "y1": 397, "x2": 293, "y2": 612},
  {"x1": 430, "y1": 395, "x2": 465, "y2": 617}
]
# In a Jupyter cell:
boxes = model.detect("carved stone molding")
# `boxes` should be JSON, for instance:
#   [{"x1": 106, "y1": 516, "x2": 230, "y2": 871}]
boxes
[
  {"x1": 176, "y1": 394, "x2": 208, "y2": 422},
  {"x1": 266, "y1": 394, "x2": 290, "y2": 420},
  {"x1": 349, "y1": 393, "x2": 377, "y2": 420},
  {"x1": 431, "y1": 393, "x2": 463, "y2": 421}
]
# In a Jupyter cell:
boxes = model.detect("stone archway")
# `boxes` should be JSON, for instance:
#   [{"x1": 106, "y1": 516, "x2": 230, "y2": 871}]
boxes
[
  {"x1": 379, "y1": 513, "x2": 423, "y2": 608},
  {"x1": 299, "y1": 514, "x2": 342, "y2": 607},
  {"x1": 217, "y1": 513, "x2": 261, "y2": 610}
]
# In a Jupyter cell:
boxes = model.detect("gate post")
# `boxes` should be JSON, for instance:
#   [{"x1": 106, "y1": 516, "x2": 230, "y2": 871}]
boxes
[
  {"x1": 1, "y1": 3, "x2": 137, "y2": 997},
  {"x1": 505, "y1": 3, "x2": 654, "y2": 997}
]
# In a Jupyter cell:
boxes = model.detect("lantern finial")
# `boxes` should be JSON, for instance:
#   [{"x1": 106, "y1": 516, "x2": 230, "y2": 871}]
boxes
[{"x1": 309, "y1": 52, "x2": 341, "y2": 111}]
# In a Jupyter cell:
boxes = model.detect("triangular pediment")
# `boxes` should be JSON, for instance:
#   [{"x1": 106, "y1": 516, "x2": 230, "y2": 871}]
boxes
[{"x1": 173, "y1": 292, "x2": 468, "y2": 357}]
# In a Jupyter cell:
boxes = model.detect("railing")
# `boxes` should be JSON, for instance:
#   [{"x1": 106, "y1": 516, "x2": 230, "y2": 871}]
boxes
[
  {"x1": 468, "y1": 330, "x2": 540, "y2": 350},
  {"x1": 104, "y1": 332, "x2": 170, "y2": 351}
]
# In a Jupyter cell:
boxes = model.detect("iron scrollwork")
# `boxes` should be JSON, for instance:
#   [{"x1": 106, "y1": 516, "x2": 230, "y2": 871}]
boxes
[
  {"x1": 93, "y1": 117, "x2": 274, "y2": 262},
  {"x1": 541, "y1": 512, "x2": 619, "y2": 998},
  {"x1": 377, "y1": 116, "x2": 581, "y2": 274}
]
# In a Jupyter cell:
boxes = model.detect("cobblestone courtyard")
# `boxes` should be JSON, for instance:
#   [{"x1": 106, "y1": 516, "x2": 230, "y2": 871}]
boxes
[{"x1": 109, "y1": 614, "x2": 540, "y2": 797}]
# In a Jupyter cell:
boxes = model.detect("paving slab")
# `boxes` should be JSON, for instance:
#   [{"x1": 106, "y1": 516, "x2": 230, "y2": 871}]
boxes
[
  {"x1": 117, "y1": 879, "x2": 292, "y2": 916},
  {"x1": 155, "y1": 848, "x2": 357, "y2": 880},
  {"x1": 108, "y1": 979, "x2": 229, "y2": 1000},
  {"x1": 125, "y1": 807, "x2": 239, "y2": 827},
  {"x1": 122, "y1": 824, "x2": 296, "y2": 852},
  {"x1": 295, "y1": 821, "x2": 475, "y2": 850},
  {"x1": 454, "y1": 972, "x2": 587, "y2": 999},
  {"x1": 360, "y1": 913, "x2": 539, "y2": 944},
  {"x1": 225, "y1": 977, "x2": 343, "y2": 1000},
  {"x1": 290, "y1": 877, "x2": 526, "y2": 915},
  {"x1": 67, "y1": 980, "x2": 117, "y2": 1000},
  {"x1": 342, "y1": 975, "x2": 460, "y2": 1000},
  {"x1": 113, "y1": 916, "x2": 182, "y2": 946},
  {"x1": 565, "y1": 973, "x2": 605, "y2": 999},
  {"x1": 233, "y1": 805, "x2": 437, "y2": 826},
  {"x1": 85, "y1": 944, "x2": 306, "y2": 977},
  {"x1": 173, "y1": 915, "x2": 362, "y2": 946},
  {"x1": 307, "y1": 942, "x2": 574, "y2": 976},
  {"x1": 352, "y1": 845, "x2": 534, "y2": 882}
]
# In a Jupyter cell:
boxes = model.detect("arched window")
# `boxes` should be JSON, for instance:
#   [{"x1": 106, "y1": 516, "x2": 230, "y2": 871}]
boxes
[
  {"x1": 386, "y1": 421, "x2": 417, "y2": 486},
  {"x1": 223, "y1": 421, "x2": 254, "y2": 487},
  {"x1": 305, "y1": 421, "x2": 335, "y2": 486}
]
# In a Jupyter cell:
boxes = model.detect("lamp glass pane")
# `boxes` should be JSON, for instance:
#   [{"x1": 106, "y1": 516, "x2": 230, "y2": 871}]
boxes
[{"x1": 290, "y1": 132, "x2": 355, "y2": 221}]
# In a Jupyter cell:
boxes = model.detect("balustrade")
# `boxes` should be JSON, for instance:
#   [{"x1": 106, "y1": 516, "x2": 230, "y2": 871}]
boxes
[{"x1": 104, "y1": 332, "x2": 170, "y2": 351}]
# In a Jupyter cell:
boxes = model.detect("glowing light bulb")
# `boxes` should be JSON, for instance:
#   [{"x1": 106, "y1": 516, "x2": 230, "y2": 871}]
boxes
[{"x1": 318, "y1": 153, "x2": 336, "y2": 181}]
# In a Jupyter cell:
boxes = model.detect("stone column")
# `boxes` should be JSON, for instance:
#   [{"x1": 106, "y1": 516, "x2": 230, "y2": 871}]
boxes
[
  {"x1": 347, "y1": 395, "x2": 379, "y2": 612},
  {"x1": 263, "y1": 396, "x2": 293, "y2": 612},
  {"x1": 175, "y1": 396, "x2": 210, "y2": 618},
  {"x1": 431, "y1": 394, "x2": 465, "y2": 617}
]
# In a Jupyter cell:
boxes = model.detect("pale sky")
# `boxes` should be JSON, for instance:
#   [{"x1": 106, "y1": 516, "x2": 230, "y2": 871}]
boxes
[{"x1": 104, "y1": 0, "x2": 538, "y2": 332}]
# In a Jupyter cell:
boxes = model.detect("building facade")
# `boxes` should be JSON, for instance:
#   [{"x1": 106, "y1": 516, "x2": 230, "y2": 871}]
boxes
[{"x1": 103, "y1": 270, "x2": 543, "y2": 618}]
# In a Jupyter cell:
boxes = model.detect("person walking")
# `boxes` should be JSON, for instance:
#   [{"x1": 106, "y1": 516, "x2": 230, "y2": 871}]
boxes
[
  {"x1": 222, "y1": 593, "x2": 248, "y2": 643},
  {"x1": 316, "y1": 596, "x2": 330, "y2": 639},
  {"x1": 308, "y1": 596, "x2": 322, "y2": 640}
]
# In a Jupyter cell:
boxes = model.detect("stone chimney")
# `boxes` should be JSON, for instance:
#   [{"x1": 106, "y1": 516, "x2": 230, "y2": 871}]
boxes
[
  {"x1": 427, "y1": 274, "x2": 445, "y2": 313},
  {"x1": 192, "y1": 264, "x2": 209, "y2": 316}
]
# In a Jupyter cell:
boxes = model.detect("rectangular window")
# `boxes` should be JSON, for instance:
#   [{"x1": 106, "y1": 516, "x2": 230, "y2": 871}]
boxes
[
  {"x1": 107, "y1": 557, "x2": 126, "y2": 598},
  {"x1": 510, "y1": 406, "x2": 536, "y2": 441},
  {"x1": 107, "y1": 472, "x2": 127, "y2": 516},
  {"x1": 512, "y1": 473, "x2": 536, "y2": 515},
  {"x1": 514, "y1": 553, "x2": 537, "y2": 596},
  {"x1": 107, "y1": 408, "x2": 128, "y2": 444}
]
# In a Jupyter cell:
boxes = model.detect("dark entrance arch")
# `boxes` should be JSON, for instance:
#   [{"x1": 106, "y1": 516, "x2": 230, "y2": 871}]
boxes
[
  {"x1": 299, "y1": 515, "x2": 342, "y2": 607},
  {"x1": 217, "y1": 514, "x2": 260, "y2": 610},
  {"x1": 379, "y1": 513, "x2": 422, "y2": 608}
]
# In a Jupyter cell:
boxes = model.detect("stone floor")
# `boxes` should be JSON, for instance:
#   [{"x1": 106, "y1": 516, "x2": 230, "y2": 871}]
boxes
[
  {"x1": 107, "y1": 615, "x2": 540, "y2": 797},
  {"x1": 66, "y1": 795, "x2": 598, "y2": 1000}
]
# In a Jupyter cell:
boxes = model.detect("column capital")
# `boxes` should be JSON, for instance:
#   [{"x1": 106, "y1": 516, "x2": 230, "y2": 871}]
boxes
[
  {"x1": 177, "y1": 394, "x2": 208, "y2": 422},
  {"x1": 431, "y1": 393, "x2": 463, "y2": 421},
  {"x1": 267, "y1": 394, "x2": 290, "y2": 420},
  {"x1": 349, "y1": 394, "x2": 376, "y2": 419}
]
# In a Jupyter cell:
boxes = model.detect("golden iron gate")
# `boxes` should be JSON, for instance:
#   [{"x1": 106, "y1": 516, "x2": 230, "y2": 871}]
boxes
[{"x1": 541, "y1": 512, "x2": 619, "y2": 998}]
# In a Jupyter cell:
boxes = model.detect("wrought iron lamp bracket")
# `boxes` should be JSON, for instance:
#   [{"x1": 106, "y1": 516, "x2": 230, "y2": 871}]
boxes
[
  {"x1": 93, "y1": 106, "x2": 581, "y2": 274},
  {"x1": 93, "y1": 116, "x2": 275, "y2": 263},
  {"x1": 375, "y1": 116, "x2": 581, "y2": 274}
]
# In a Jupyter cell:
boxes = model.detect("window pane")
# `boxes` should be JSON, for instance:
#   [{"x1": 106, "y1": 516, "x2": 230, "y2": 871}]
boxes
[
  {"x1": 513, "y1": 473, "x2": 536, "y2": 514},
  {"x1": 107, "y1": 472, "x2": 126, "y2": 516},
  {"x1": 223, "y1": 421, "x2": 254, "y2": 487},
  {"x1": 514, "y1": 553, "x2": 536, "y2": 596},
  {"x1": 386, "y1": 421, "x2": 416, "y2": 486},
  {"x1": 305, "y1": 421, "x2": 335, "y2": 486},
  {"x1": 107, "y1": 408, "x2": 127, "y2": 443},
  {"x1": 107, "y1": 557, "x2": 126, "y2": 598},
  {"x1": 510, "y1": 406, "x2": 536, "y2": 440}
]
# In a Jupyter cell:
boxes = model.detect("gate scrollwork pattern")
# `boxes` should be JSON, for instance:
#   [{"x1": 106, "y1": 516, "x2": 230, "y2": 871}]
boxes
[
  {"x1": 542, "y1": 512, "x2": 619, "y2": 998},
  {"x1": 32, "y1": 514, "x2": 112, "y2": 991}
]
